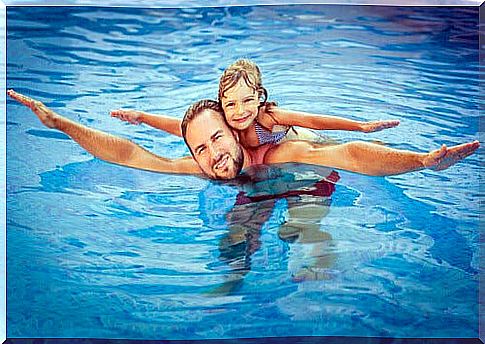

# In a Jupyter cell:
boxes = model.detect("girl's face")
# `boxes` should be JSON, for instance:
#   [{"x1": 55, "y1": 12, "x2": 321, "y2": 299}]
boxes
[{"x1": 220, "y1": 79, "x2": 260, "y2": 131}]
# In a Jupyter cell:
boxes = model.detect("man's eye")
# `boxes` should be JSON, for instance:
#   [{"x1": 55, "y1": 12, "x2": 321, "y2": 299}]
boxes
[
  {"x1": 226, "y1": 103, "x2": 234, "y2": 107},
  {"x1": 196, "y1": 147, "x2": 206, "y2": 155},
  {"x1": 244, "y1": 98, "x2": 255, "y2": 103},
  {"x1": 215, "y1": 134, "x2": 222, "y2": 140}
]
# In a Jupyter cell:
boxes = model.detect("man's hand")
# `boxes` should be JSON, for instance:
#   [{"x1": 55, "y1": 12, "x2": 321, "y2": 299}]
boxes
[
  {"x1": 110, "y1": 109, "x2": 143, "y2": 125},
  {"x1": 360, "y1": 120, "x2": 400, "y2": 133},
  {"x1": 423, "y1": 141, "x2": 480, "y2": 171},
  {"x1": 7, "y1": 89, "x2": 59, "y2": 128}
]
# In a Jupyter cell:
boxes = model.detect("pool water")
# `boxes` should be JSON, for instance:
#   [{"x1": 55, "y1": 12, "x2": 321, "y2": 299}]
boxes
[{"x1": 6, "y1": 5, "x2": 481, "y2": 340}]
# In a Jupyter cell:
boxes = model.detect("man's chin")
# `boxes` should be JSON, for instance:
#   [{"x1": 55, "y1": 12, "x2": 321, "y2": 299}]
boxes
[
  {"x1": 207, "y1": 152, "x2": 243, "y2": 180},
  {"x1": 213, "y1": 169, "x2": 237, "y2": 180}
]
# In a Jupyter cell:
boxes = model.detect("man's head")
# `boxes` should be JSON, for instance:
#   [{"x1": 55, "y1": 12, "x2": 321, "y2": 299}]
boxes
[{"x1": 181, "y1": 100, "x2": 244, "y2": 180}]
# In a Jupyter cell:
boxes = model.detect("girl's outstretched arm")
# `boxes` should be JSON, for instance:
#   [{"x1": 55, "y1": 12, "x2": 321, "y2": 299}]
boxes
[
  {"x1": 9, "y1": 90, "x2": 199, "y2": 175},
  {"x1": 259, "y1": 107, "x2": 399, "y2": 133},
  {"x1": 111, "y1": 109, "x2": 182, "y2": 137}
]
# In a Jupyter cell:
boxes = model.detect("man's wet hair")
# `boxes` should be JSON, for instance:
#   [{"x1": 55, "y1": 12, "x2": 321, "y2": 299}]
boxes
[{"x1": 181, "y1": 99, "x2": 225, "y2": 155}]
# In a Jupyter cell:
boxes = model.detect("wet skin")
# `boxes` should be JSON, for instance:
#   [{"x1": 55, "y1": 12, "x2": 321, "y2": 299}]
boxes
[
  {"x1": 184, "y1": 109, "x2": 245, "y2": 180},
  {"x1": 220, "y1": 79, "x2": 260, "y2": 131},
  {"x1": 7, "y1": 89, "x2": 481, "y2": 180}
]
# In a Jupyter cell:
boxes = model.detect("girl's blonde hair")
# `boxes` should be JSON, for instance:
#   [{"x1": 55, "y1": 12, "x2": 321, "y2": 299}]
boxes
[{"x1": 218, "y1": 59, "x2": 268, "y2": 105}]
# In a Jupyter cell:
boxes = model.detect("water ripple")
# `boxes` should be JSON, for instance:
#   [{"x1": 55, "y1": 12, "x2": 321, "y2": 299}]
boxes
[{"x1": 7, "y1": 5, "x2": 479, "y2": 339}]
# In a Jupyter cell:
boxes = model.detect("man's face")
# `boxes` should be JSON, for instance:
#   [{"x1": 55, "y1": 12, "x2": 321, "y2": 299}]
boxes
[{"x1": 185, "y1": 109, "x2": 244, "y2": 180}]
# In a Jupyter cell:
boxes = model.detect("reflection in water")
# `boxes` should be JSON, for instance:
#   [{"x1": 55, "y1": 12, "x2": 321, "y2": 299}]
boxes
[
  {"x1": 215, "y1": 198, "x2": 275, "y2": 294},
  {"x1": 201, "y1": 165, "x2": 340, "y2": 295}
]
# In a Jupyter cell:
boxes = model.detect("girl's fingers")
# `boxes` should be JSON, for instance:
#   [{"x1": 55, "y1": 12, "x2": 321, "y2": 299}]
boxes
[{"x1": 110, "y1": 110, "x2": 140, "y2": 124}]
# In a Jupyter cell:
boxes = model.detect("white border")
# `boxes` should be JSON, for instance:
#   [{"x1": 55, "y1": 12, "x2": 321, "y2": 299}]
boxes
[
  {"x1": 480, "y1": 4, "x2": 484, "y2": 344},
  {"x1": 1, "y1": 0, "x2": 6, "y2": 343},
  {"x1": 2, "y1": 2, "x2": 482, "y2": 343},
  {"x1": 2, "y1": 0, "x2": 484, "y2": 6}
]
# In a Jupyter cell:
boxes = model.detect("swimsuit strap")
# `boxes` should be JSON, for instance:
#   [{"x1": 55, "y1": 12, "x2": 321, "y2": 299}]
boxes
[{"x1": 254, "y1": 121, "x2": 288, "y2": 145}]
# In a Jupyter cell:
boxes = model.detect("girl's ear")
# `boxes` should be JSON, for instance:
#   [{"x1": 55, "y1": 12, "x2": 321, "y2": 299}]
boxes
[{"x1": 258, "y1": 87, "x2": 268, "y2": 103}]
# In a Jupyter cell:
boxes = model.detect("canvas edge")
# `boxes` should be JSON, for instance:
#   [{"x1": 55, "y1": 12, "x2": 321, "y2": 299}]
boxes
[
  {"x1": 0, "y1": 0, "x2": 6, "y2": 343},
  {"x1": 1, "y1": 2, "x2": 483, "y2": 343},
  {"x1": 480, "y1": 3, "x2": 484, "y2": 343}
]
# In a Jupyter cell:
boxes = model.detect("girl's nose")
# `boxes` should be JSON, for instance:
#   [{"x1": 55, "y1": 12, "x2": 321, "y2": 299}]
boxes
[{"x1": 236, "y1": 103, "x2": 244, "y2": 115}]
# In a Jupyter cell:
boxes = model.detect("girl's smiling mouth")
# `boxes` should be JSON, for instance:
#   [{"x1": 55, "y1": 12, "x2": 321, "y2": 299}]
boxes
[{"x1": 232, "y1": 114, "x2": 253, "y2": 123}]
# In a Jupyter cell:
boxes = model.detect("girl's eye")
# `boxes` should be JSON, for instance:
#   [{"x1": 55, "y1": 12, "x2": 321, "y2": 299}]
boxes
[
  {"x1": 226, "y1": 103, "x2": 234, "y2": 107},
  {"x1": 215, "y1": 134, "x2": 222, "y2": 140},
  {"x1": 244, "y1": 98, "x2": 255, "y2": 103}
]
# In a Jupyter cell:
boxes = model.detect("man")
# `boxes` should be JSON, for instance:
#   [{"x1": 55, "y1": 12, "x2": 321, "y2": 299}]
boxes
[{"x1": 7, "y1": 90, "x2": 480, "y2": 180}]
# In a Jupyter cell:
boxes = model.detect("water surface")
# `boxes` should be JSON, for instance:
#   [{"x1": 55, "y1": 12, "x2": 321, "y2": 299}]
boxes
[{"x1": 6, "y1": 5, "x2": 481, "y2": 340}]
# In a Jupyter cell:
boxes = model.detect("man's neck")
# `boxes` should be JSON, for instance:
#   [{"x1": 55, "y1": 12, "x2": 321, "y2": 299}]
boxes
[
  {"x1": 242, "y1": 147, "x2": 252, "y2": 169},
  {"x1": 242, "y1": 144, "x2": 273, "y2": 169}
]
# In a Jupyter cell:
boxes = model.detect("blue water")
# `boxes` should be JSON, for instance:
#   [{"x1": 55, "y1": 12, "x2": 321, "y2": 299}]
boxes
[{"x1": 6, "y1": 5, "x2": 481, "y2": 340}]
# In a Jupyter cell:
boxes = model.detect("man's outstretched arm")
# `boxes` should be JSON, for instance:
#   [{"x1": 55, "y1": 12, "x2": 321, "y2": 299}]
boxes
[
  {"x1": 8, "y1": 90, "x2": 201, "y2": 175},
  {"x1": 266, "y1": 139, "x2": 479, "y2": 176}
]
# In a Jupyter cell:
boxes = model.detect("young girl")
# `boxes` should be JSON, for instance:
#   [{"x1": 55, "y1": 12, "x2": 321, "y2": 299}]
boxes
[{"x1": 111, "y1": 59, "x2": 399, "y2": 148}]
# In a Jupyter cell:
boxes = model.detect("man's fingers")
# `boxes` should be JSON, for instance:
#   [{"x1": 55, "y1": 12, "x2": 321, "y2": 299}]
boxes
[
  {"x1": 9, "y1": 91, "x2": 30, "y2": 104},
  {"x1": 449, "y1": 140, "x2": 479, "y2": 160},
  {"x1": 427, "y1": 141, "x2": 479, "y2": 171},
  {"x1": 7, "y1": 89, "x2": 59, "y2": 129},
  {"x1": 8, "y1": 89, "x2": 32, "y2": 105},
  {"x1": 7, "y1": 89, "x2": 44, "y2": 110}
]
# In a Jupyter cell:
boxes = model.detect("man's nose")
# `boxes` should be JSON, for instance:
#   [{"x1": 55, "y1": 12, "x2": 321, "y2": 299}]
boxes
[{"x1": 209, "y1": 143, "x2": 221, "y2": 161}]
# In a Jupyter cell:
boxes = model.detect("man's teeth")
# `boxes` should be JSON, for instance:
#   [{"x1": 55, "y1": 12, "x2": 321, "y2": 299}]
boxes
[{"x1": 215, "y1": 155, "x2": 228, "y2": 170}]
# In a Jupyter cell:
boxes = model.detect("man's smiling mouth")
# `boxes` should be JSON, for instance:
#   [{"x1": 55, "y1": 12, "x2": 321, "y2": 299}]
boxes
[{"x1": 214, "y1": 154, "x2": 229, "y2": 171}]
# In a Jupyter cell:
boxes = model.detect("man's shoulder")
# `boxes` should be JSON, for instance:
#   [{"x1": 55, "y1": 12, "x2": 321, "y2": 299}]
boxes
[
  {"x1": 246, "y1": 144, "x2": 276, "y2": 166},
  {"x1": 263, "y1": 141, "x2": 310, "y2": 165}
]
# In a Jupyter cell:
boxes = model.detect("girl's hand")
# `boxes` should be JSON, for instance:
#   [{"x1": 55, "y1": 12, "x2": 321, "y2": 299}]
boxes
[
  {"x1": 110, "y1": 109, "x2": 143, "y2": 125},
  {"x1": 361, "y1": 120, "x2": 400, "y2": 133}
]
